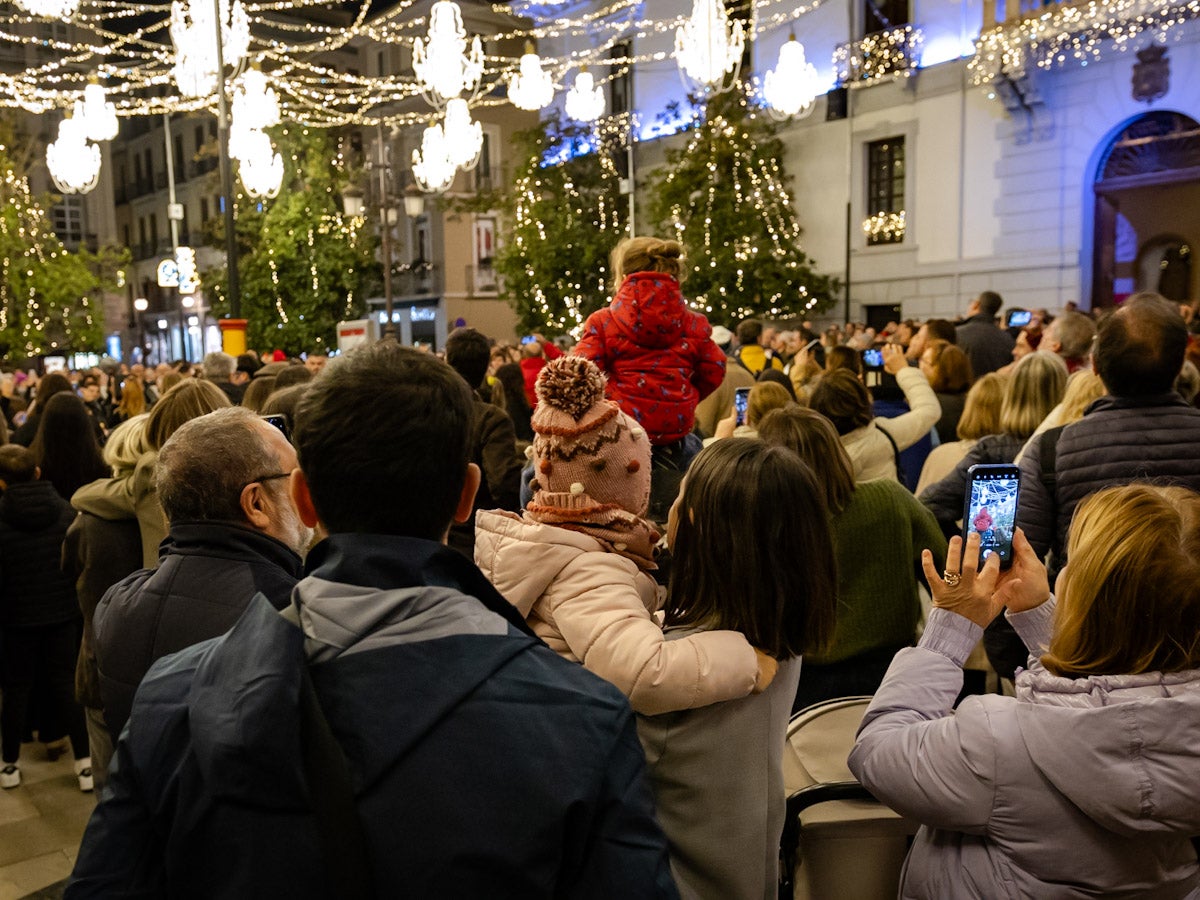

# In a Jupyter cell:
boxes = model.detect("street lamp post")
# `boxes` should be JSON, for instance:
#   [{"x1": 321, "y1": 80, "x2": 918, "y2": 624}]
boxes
[{"x1": 342, "y1": 125, "x2": 426, "y2": 342}]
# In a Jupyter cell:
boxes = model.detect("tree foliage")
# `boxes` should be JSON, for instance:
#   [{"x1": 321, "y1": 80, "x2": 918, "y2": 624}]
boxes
[
  {"x1": 207, "y1": 126, "x2": 377, "y2": 355},
  {"x1": 648, "y1": 87, "x2": 838, "y2": 325},
  {"x1": 0, "y1": 136, "x2": 123, "y2": 361},
  {"x1": 473, "y1": 113, "x2": 626, "y2": 335}
]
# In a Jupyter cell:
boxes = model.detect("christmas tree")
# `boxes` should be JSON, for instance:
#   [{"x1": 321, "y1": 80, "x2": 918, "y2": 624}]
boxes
[
  {"x1": 0, "y1": 139, "x2": 116, "y2": 360},
  {"x1": 208, "y1": 127, "x2": 376, "y2": 356},
  {"x1": 479, "y1": 112, "x2": 627, "y2": 335},
  {"x1": 648, "y1": 87, "x2": 837, "y2": 325}
]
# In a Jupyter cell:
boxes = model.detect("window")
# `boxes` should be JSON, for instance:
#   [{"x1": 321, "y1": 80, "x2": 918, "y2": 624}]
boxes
[
  {"x1": 174, "y1": 134, "x2": 185, "y2": 176},
  {"x1": 865, "y1": 136, "x2": 905, "y2": 246},
  {"x1": 143, "y1": 149, "x2": 154, "y2": 185},
  {"x1": 609, "y1": 42, "x2": 631, "y2": 117},
  {"x1": 475, "y1": 131, "x2": 493, "y2": 191},
  {"x1": 200, "y1": 196, "x2": 209, "y2": 224},
  {"x1": 149, "y1": 213, "x2": 159, "y2": 252},
  {"x1": 51, "y1": 196, "x2": 84, "y2": 248},
  {"x1": 864, "y1": 0, "x2": 909, "y2": 35}
]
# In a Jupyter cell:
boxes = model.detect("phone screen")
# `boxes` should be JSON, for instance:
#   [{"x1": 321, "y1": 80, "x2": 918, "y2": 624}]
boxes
[
  {"x1": 1006, "y1": 310, "x2": 1032, "y2": 328},
  {"x1": 962, "y1": 465, "x2": 1020, "y2": 569},
  {"x1": 520, "y1": 335, "x2": 537, "y2": 345},
  {"x1": 734, "y1": 388, "x2": 751, "y2": 427},
  {"x1": 261, "y1": 413, "x2": 291, "y2": 443},
  {"x1": 862, "y1": 348, "x2": 884, "y2": 368}
]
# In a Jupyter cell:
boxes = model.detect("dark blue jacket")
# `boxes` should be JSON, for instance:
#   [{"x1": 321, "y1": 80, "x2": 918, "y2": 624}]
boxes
[
  {"x1": 67, "y1": 535, "x2": 678, "y2": 899},
  {"x1": 0, "y1": 480, "x2": 78, "y2": 627},
  {"x1": 92, "y1": 521, "x2": 303, "y2": 740}
]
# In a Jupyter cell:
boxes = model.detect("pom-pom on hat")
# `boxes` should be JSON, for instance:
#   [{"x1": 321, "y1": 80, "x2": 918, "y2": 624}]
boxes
[{"x1": 527, "y1": 356, "x2": 656, "y2": 564}]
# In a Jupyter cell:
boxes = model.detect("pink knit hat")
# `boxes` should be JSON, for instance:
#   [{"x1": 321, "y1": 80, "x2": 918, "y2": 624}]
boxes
[{"x1": 528, "y1": 355, "x2": 652, "y2": 521}]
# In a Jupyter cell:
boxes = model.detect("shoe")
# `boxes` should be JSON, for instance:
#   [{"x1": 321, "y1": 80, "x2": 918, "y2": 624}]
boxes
[
  {"x1": 74, "y1": 757, "x2": 93, "y2": 793},
  {"x1": 0, "y1": 765, "x2": 19, "y2": 789}
]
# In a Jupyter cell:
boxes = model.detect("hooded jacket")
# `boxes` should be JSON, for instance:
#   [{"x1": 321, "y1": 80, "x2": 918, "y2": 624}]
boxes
[
  {"x1": 92, "y1": 521, "x2": 302, "y2": 740},
  {"x1": 849, "y1": 601, "x2": 1200, "y2": 899},
  {"x1": 0, "y1": 480, "x2": 78, "y2": 627},
  {"x1": 67, "y1": 534, "x2": 677, "y2": 899},
  {"x1": 475, "y1": 509, "x2": 758, "y2": 716},
  {"x1": 574, "y1": 273, "x2": 726, "y2": 445},
  {"x1": 71, "y1": 450, "x2": 165, "y2": 569}
]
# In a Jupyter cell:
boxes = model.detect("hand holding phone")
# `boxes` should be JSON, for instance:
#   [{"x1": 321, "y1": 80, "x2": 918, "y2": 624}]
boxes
[
  {"x1": 961, "y1": 464, "x2": 1020, "y2": 570},
  {"x1": 881, "y1": 343, "x2": 908, "y2": 375}
]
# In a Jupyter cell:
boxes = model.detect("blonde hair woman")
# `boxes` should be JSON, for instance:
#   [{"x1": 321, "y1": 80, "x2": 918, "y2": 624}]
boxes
[{"x1": 851, "y1": 484, "x2": 1200, "y2": 897}]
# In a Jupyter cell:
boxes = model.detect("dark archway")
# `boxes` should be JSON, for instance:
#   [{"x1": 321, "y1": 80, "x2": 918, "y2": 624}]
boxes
[{"x1": 1092, "y1": 112, "x2": 1200, "y2": 308}]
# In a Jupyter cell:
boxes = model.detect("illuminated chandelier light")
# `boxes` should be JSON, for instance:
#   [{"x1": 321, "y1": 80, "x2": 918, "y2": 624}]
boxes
[
  {"x1": 443, "y1": 98, "x2": 483, "y2": 170},
  {"x1": 674, "y1": 0, "x2": 745, "y2": 93},
  {"x1": 46, "y1": 115, "x2": 101, "y2": 195},
  {"x1": 238, "y1": 128, "x2": 283, "y2": 198},
  {"x1": 565, "y1": 67, "x2": 605, "y2": 122},
  {"x1": 74, "y1": 79, "x2": 119, "y2": 141},
  {"x1": 412, "y1": 0, "x2": 484, "y2": 107},
  {"x1": 171, "y1": 0, "x2": 252, "y2": 99},
  {"x1": 763, "y1": 35, "x2": 820, "y2": 119},
  {"x1": 508, "y1": 42, "x2": 555, "y2": 111},
  {"x1": 412, "y1": 122, "x2": 457, "y2": 193},
  {"x1": 232, "y1": 68, "x2": 280, "y2": 126},
  {"x1": 13, "y1": 0, "x2": 80, "y2": 17}
]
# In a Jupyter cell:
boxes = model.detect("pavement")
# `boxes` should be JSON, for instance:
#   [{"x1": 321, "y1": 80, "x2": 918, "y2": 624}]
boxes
[{"x1": 0, "y1": 743, "x2": 95, "y2": 900}]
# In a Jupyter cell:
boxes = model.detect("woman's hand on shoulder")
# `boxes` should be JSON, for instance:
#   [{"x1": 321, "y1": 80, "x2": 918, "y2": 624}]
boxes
[{"x1": 993, "y1": 527, "x2": 1050, "y2": 614}]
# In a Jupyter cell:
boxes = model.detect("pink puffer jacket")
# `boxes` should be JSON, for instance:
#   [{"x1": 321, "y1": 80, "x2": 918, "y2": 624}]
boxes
[{"x1": 474, "y1": 509, "x2": 758, "y2": 716}]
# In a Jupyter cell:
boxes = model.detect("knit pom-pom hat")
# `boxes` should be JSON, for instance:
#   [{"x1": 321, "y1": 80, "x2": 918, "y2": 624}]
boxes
[{"x1": 527, "y1": 356, "x2": 654, "y2": 552}]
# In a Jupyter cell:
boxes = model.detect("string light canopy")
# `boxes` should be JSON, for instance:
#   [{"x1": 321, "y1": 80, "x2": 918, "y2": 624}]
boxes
[
  {"x1": 763, "y1": 35, "x2": 820, "y2": 120},
  {"x1": 46, "y1": 115, "x2": 101, "y2": 194},
  {"x1": 508, "y1": 42, "x2": 555, "y2": 111},
  {"x1": 412, "y1": 0, "x2": 484, "y2": 108},
  {"x1": 565, "y1": 67, "x2": 605, "y2": 122},
  {"x1": 674, "y1": 0, "x2": 745, "y2": 94},
  {"x1": 171, "y1": 0, "x2": 251, "y2": 99}
]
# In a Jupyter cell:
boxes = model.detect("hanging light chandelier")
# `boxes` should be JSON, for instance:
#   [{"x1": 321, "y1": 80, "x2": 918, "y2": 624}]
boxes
[
  {"x1": 674, "y1": 0, "x2": 744, "y2": 93},
  {"x1": 170, "y1": 0, "x2": 251, "y2": 99},
  {"x1": 232, "y1": 67, "x2": 279, "y2": 126},
  {"x1": 46, "y1": 115, "x2": 101, "y2": 195},
  {"x1": 13, "y1": 0, "x2": 80, "y2": 18},
  {"x1": 565, "y1": 67, "x2": 605, "y2": 123},
  {"x1": 763, "y1": 35, "x2": 821, "y2": 120},
  {"x1": 74, "y1": 79, "x2": 119, "y2": 142},
  {"x1": 412, "y1": 122, "x2": 457, "y2": 193},
  {"x1": 442, "y1": 98, "x2": 483, "y2": 171},
  {"x1": 412, "y1": 0, "x2": 484, "y2": 108},
  {"x1": 508, "y1": 42, "x2": 554, "y2": 111},
  {"x1": 237, "y1": 128, "x2": 283, "y2": 198}
]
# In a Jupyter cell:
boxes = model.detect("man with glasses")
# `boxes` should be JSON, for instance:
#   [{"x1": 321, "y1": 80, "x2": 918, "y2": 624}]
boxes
[{"x1": 90, "y1": 406, "x2": 309, "y2": 742}]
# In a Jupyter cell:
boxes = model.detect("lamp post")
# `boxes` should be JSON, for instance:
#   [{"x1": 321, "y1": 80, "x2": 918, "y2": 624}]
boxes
[{"x1": 342, "y1": 125, "x2": 426, "y2": 341}]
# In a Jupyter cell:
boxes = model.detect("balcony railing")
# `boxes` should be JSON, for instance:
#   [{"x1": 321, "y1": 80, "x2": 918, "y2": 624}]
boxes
[{"x1": 834, "y1": 25, "x2": 923, "y2": 88}]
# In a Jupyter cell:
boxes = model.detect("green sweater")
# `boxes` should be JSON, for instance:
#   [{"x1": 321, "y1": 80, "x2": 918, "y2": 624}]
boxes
[{"x1": 808, "y1": 478, "x2": 948, "y2": 665}]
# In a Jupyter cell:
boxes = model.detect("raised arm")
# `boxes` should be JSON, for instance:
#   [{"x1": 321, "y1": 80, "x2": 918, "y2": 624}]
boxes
[{"x1": 877, "y1": 352, "x2": 941, "y2": 452}]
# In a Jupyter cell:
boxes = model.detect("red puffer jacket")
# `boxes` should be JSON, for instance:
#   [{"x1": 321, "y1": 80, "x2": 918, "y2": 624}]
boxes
[{"x1": 574, "y1": 272, "x2": 726, "y2": 444}]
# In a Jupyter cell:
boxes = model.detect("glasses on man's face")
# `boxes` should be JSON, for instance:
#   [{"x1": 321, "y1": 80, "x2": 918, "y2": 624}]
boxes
[{"x1": 241, "y1": 472, "x2": 291, "y2": 492}]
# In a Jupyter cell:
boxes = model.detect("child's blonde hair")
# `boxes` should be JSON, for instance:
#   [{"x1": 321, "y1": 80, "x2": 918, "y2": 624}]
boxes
[{"x1": 611, "y1": 236, "x2": 686, "y2": 287}]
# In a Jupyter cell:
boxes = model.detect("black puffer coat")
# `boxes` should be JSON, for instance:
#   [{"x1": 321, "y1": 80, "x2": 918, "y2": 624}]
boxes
[{"x1": 0, "y1": 480, "x2": 78, "y2": 627}]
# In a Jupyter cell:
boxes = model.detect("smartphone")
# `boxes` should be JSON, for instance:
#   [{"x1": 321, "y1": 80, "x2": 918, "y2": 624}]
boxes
[
  {"x1": 733, "y1": 387, "x2": 751, "y2": 427},
  {"x1": 520, "y1": 335, "x2": 538, "y2": 345},
  {"x1": 1006, "y1": 309, "x2": 1033, "y2": 328},
  {"x1": 261, "y1": 413, "x2": 291, "y2": 443},
  {"x1": 862, "y1": 348, "x2": 884, "y2": 368},
  {"x1": 961, "y1": 464, "x2": 1021, "y2": 570},
  {"x1": 802, "y1": 338, "x2": 820, "y2": 353}
]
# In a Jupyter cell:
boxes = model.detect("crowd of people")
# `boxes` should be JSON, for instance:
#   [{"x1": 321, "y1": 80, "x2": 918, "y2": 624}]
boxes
[{"x1": 0, "y1": 234, "x2": 1198, "y2": 898}]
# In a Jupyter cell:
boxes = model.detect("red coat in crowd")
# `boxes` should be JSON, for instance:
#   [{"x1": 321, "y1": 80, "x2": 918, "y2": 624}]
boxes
[
  {"x1": 519, "y1": 341, "x2": 563, "y2": 407},
  {"x1": 574, "y1": 272, "x2": 725, "y2": 445}
]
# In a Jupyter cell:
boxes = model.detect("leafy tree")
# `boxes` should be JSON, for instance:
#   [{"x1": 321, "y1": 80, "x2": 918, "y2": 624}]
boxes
[
  {"x1": 648, "y1": 87, "x2": 838, "y2": 325},
  {"x1": 207, "y1": 126, "x2": 377, "y2": 355},
  {"x1": 0, "y1": 138, "x2": 122, "y2": 360},
  {"x1": 474, "y1": 113, "x2": 626, "y2": 335}
]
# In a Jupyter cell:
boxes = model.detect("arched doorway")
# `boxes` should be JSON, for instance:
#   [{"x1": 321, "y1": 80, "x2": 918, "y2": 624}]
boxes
[{"x1": 1092, "y1": 111, "x2": 1200, "y2": 308}]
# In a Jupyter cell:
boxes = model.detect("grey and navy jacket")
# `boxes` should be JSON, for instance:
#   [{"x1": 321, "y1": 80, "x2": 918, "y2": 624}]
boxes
[{"x1": 68, "y1": 535, "x2": 678, "y2": 900}]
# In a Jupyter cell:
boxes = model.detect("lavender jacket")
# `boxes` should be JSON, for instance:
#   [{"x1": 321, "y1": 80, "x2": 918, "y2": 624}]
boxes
[{"x1": 849, "y1": 600, "x2": 1200, "y2": 899}]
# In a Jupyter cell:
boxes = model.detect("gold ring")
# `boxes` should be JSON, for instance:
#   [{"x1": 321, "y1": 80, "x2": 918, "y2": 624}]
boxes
[{"x1": 943, "y1": 571, "x2": 961, "y2": 587}]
